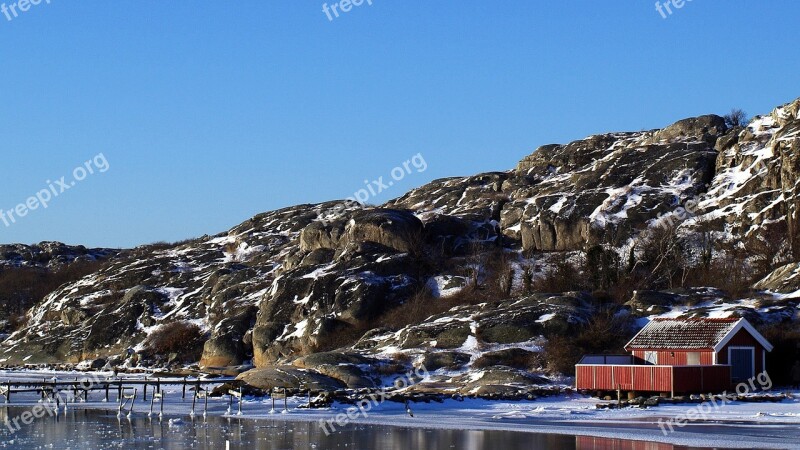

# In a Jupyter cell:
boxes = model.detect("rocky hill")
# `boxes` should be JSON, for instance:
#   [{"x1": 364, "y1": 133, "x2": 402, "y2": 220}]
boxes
[
  {"x1": 2, "y1": 98, "x2": 799, "y2": 393},
  {"x1": 0, "y1": 242, "x2": 117, "y2": 336}
]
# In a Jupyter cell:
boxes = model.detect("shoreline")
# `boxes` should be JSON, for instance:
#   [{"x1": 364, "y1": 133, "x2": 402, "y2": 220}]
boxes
[{"x1": 1, "y1": 370, "x2": 798, "y2": 449}]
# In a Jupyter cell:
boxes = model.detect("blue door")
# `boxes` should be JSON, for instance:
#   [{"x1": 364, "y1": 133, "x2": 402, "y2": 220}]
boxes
[{"x1": 730, "y1": 348, "x2": 754, "y2": 382}]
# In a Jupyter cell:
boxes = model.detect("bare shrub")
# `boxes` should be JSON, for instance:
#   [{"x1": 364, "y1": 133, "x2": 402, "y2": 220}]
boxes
[
  {"x1": 631, "y1": 224, "x2": 687, "y2": 289},
  {"x1": 143, "y1": 321, "x2": 205, "y2": 360},
  {"x1": 0, "y1": 260, "x2": 107, "y2": 327},
  {"x1": 312, "y1": 321, "x2": 371, "y2": 353},
  {"x1": 745, "y1": 221, "x2": 791, "y2": 279},
  {"x1": 534, "y1": 253, "x2": 582, "y2": 293},
  {"x1": 377, "y1": 288, "x2": 452, "y2": 330},
  {"x1": 479, "y1": 247, "x2": 516, "y2": 299},
  {"x1": 543, "y1": 311, "x2": 632, "y2": 376},
  {"x1": 585, "y1": 245, "x2": 620, "y2": 291},
  {"x1": 709, "y1": 241, "x2": 753, "y2": 298},
  {"x1": 724, "y1": 108, "x2": 748, "y2": 128}
]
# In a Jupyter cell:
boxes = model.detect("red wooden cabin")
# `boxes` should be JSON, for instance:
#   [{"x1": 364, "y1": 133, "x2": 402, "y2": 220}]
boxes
[{"x1": 575, "y1": 318, "x2": 773, "y2": 396}]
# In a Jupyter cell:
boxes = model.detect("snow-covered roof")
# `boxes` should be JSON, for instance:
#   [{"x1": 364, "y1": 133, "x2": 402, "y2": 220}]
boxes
[{"x1": 625, "y1": 318, "x2": 773, "y2": 352}]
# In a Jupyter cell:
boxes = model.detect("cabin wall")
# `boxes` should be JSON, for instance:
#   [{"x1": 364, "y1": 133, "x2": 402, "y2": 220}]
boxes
[
  {"x1": 575, "y1": 365, "x2": 673, "y2": 392},
  {"x1": 631, "y1": 350, "x2": 714, "y2": 366},
  {"x1": 717, "y1": 329, "x2": 765, "y2": 371},
  {"x1": 576, "y1": 364, "x2": 732, "y2": 393}
]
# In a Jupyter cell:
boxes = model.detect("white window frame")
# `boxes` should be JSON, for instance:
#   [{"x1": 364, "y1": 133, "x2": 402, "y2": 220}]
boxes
[
  {"x1": 644, "y1": 351, "x2": 658, "y2": 365},
  {"x1": 686, "y1": 352, "x2": 701, "y2": 366}
]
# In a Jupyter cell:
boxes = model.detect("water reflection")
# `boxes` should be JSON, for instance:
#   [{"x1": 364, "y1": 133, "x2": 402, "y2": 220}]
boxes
[{"x1": 0, "y1": 407, "x2": 713, "y2": 449}]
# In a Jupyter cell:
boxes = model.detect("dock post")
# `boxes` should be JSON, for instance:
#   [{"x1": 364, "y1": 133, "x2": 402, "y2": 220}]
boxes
[
  {"x1": 131, "y1": 388, "x2": 136, "y2": 412},
  {"x1": 283, "y1": 388, "x2": 287, "y2": 413},
  {"x1": 149, "y1": 392, "x2": 164, "y2": 417},
  {"x1": 143, "y1": 383, "x2": 148, "y2": 402},
  {"x1": 182, "y1": 378, "x2": 187, "y2": 400},
  {"x1": 105, "y1": 382, "x2": 110, "y2": 402},
  {"x1": 156, "y1": 378, "x2": 161, "y2": 394}
]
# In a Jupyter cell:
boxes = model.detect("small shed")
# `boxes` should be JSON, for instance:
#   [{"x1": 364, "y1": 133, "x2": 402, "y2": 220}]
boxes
[{"x1": 576, "y1": 318, "x2": 773, "y2": 396}]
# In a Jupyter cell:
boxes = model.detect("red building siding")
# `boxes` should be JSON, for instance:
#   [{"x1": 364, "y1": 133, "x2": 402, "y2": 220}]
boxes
[
  {"x1": 672, "y1": 366, "x2": 731, "y2": 392},
  {"x1": 631, "y1": 350, "x2": 714, "y2": 365},
  {"x1": 576, "y1": 365, "x2": 673, "y2": 392},
  {"x1": 576, "y1": 365, "x2": 732, "y2": 394},
  {"x1": 717, "y1": 329, "x2": 765, "y2": 372}
]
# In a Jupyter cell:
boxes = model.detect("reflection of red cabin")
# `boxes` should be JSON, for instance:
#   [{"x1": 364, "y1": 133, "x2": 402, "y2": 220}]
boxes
[{"x1": 575, "y1": 318, "x2": 773, "y2": 396}]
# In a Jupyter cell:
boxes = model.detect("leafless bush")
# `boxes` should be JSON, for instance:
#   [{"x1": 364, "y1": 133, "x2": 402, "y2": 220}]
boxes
[
  {"x1": 724, "y1": 108, "x2": 748, "y2": 128},
  {"x1": 584, "y1": 245, "x2": 620, "y2": 291},
  {"x1": 543, "y1": 311, "x2": 632, "y2": 375},
  {"x1": 708, "y1": 242, "x2": 753, "y2": 298},
  {"x1": 0, "y1": 260, "x2": 107, "y2": 322},
  {"x1": 312, "y1": 321, "x2": 371, "y2": 353},
  {"x1": 143, "y1": 321, "x2": 205, "y2": 359},
  {"x1": 631, "y1": 224, "x2": 688, "y2": 289},
  {"x1": 534, "y1": 253, "x2": 582, "y2": 293},
  {"x1": 376, "y1": 288, "x2": 451, "y2": 330},
  {"x1": 745, "y1": 221, "x2": 791, "y2": 279}
]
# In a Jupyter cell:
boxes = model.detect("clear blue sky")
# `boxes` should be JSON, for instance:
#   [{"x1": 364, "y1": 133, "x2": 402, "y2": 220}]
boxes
[{"x1": 1, "y1": 1, "x2": 798, "y2": 248}]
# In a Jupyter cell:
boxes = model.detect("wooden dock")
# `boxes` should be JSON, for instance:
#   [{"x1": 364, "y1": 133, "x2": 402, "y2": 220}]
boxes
[{"x1": 0, "y1": 376, "x2": 238, "y2": 404}]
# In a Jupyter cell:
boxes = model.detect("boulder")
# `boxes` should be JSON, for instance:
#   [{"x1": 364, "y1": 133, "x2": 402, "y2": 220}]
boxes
[
  {"x1": 311, "y1": 364, "x2": 375, "y2": 389},
  {"x1": 236, "y1": 366, "x2": 345, "y2": 391},
  {"x1": 61, "y1": 308, "x2": 87, "y2": 326},
  {"x1": 649, "y1": 115, "x2": 727, "y2": 143},
  {"x1": 299, "y1": 221, "x2": 345, "y2": 252},
  {"x1": 292, "y1": 352, "x2": 373, "y2": 368},
  {"x1": 457, "y1": 366, "x2": 549, "y2": 395},
  {"x1": 343, "y1": 209, "x2": 424, "y2": 254},
  {"x1": 200, "y1": 307, "x2": 256, "y2": 368},
  {"x1": 473, "y1": 348, "x2": 538, "y2": 370},
  {"x1": 417, "y1": 351, "x2": 471, "y2": 371},
  {"x1": 753, "y1": 263, "x2": 800, "y2": 293}
]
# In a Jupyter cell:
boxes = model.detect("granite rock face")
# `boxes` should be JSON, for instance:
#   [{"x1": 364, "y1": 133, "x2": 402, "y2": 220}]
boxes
[{"x1": 2, "y1": 98, "x2": 800, "y2": 391}]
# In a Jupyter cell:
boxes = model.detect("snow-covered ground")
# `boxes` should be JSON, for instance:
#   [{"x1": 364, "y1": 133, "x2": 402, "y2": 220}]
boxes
[{"x1": 1, "y1": 370, "x2": 798, "y2": 448}]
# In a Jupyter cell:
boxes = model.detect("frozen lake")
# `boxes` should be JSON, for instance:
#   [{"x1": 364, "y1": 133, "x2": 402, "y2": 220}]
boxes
[
  {"x1": 0, "y1": 406, "x2": 725, "y2": 450},
  {"x1": 0, "y1": 371, "x2": 797, "y2": 449}
]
